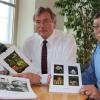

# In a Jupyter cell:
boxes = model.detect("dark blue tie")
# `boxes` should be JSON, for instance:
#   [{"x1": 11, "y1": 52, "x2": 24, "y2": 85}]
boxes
[{"x1": 41, "y1": 40, "x2": 48, "y2": 74}]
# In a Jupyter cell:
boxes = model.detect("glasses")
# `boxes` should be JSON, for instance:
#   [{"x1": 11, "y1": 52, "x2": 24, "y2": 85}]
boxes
[
  {"x1": 93, "y1": 25, "x2": 100, "y2": 30},
  {"x1": 35, "y1": 19, "x2": 52, "y2": 26}
]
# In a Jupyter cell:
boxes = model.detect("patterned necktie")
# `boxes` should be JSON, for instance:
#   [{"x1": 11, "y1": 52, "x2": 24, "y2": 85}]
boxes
[{"x1": 41, "y1": 40, "x2": 48, "y2": 74}]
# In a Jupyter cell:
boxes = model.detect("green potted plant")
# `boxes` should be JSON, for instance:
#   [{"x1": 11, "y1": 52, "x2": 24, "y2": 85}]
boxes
[{"x1": 54, "y1": 0, "x2": 100, "y2": 67}]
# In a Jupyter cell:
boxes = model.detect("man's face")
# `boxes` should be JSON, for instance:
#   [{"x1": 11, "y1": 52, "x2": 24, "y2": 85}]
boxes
[
  {"x1": 93, "y1": 17, "x2": 100, "y2": 41},
  {"x1": 34, "y1": 12, "x2": 55, "y2": 39}
]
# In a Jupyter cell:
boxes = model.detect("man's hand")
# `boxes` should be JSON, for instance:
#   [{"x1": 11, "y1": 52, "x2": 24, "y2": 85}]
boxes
[
  {"x1": 80, "y1": 85, "x2": 100, "y2": 100},
  {"x1": 13, "y1": 73, "x2": 41, "y2": 85},
  {"x1": 47, "y1": 74, "x2": 51, "y2": 84}
]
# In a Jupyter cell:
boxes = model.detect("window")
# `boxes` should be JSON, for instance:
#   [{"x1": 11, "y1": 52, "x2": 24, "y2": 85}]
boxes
[{"x1": 0, "y1": 0, "x2": 15, "y2": 44}]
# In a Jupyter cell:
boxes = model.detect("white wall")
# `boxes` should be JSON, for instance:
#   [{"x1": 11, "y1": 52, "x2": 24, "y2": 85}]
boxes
[
  {"x1": 16, "y1": 0, "x2": 64, "y2": 48},
  {"x1": 17, "y1": 0, "x2": 35, "y2": 48}
]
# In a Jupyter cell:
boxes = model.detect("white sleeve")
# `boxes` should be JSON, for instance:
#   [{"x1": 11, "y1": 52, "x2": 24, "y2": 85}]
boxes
[
  {"x1": 40, "y1": 74, "x2": 49, "y2": 84},
  {"x1": 23, "y1": 40, "x2": 32, "y2": 61},
  {"x1": 69, "y1": 34, "x2": 77, "y2": 62},
  {"x1": 22, "y1": 39, "x2": 40, "y2": 74},
  {"x1": 64, "y1": 33, "x2": 77, "y2": 63}
]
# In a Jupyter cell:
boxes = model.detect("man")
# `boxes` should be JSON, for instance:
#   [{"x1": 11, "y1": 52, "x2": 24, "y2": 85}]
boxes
[
  {"x1": 80, "y1": 11, "x2": 100, "y2": 100},
  {"x1": 15, "y1": 7, "x2": 77, "y2": 85}
]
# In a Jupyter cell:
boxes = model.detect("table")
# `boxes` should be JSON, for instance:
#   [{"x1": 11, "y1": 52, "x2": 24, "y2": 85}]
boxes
[{"x1": 32, "y1": 85, "x2": 87, "y2": 100}]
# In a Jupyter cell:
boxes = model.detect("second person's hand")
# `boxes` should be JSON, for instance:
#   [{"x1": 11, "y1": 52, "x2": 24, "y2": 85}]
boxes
[{"x1": 13, "y1": 72, "x2": 41, "y2": 85}]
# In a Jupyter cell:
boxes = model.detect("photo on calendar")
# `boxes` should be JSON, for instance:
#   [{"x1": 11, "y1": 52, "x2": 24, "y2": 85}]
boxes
[
  {"x1": 68, "y1": 76, "x2": 79, "y2": 86},
  {"x1": 53, "y1": 75, "x2": 64, "y2": 85},
  {"x1": 4, "y1": 51, "x2": 29, "y2": 73},
  {"x1": 68, "y1": 66, "x2": 78, "y2": 75},
  {"x1": 0, "y1": 45, "x2": 33, "y2": 74},
  {"x1": 54, "y1": 64, "x2": 64, "y2": 74},
  {"x1": 0, "y1": 75, "x2": 37, "y2": 99},
  {"x1": 0, "y1": 77, "x2": 29, "y2": 92}
]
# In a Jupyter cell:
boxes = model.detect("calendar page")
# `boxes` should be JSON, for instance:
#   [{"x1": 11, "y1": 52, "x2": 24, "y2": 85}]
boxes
[
  {"x1": 0, "y1": 45, "x2": 32, "y2": 75},
  {"x1": 49, "y1": 63, "x2": 82, "y2": 93}
]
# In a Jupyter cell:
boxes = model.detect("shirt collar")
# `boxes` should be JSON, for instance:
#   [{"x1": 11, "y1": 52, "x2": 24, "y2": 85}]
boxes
[
  {"x1": 37, "y1": 29, "x2": 57, "y2": 46},
  {"x1": 96, "y1": 42, "x2": 100, "y2": 48},
  {"x1": 97, "y1": 42, "x2": 100, "y2": 44},
  {"x1": 47, "y1": 29, "x2": 57, "y2": 45},
  {"x1": 34, "y1": 33, "x2": 43, "y2": 45}
]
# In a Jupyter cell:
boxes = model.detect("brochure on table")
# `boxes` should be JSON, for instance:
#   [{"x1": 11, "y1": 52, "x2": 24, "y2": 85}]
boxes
[
  {"x1": 0, "y1": 75, "x2": 37, "y2": 99},
  {"x1": 49, "y1": 63, "x2": 82, "y2": 93},
  {"x1": 0, "y1": 45, "x2": 33, "y2": 75}
]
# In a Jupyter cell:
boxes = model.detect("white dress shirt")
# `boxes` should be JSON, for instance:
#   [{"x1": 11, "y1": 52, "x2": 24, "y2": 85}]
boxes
[{"x1": 23, "y1": 29, "x2": 77, "y2": 84}]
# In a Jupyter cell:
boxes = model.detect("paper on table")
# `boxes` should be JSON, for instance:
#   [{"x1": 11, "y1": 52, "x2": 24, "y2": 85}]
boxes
[
  {"x1": 0, "y1": 75, "x2": 37, "y2": 99},
  {"x1": 49, "y1": 63, "x2": 82, "y2": 93}
]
